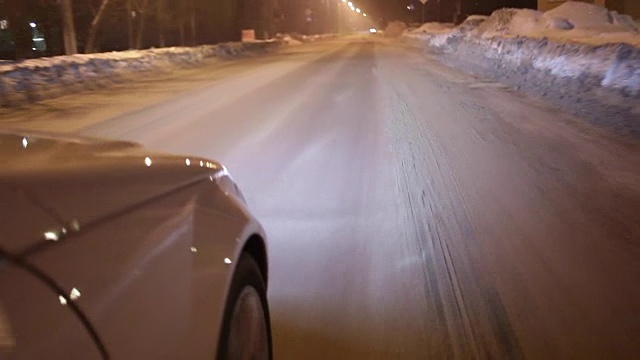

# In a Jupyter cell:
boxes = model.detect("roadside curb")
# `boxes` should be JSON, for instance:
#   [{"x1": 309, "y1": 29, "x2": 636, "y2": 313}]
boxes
[
  {"x1": 0, "y1": 41, "x2": 282, "y2": 107},
  {"x1": 406, "y1": 32, "x2": 640, "y2": 135}
]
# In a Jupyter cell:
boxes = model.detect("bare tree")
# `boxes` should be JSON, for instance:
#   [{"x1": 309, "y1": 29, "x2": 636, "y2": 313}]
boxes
[
  {"x1": 127, "y1": 0, "x2": 135, "y2": 49},
  {"x1": 157, "y1": 0, "x2": 166, "y2": 47},
  {"x1": 190, "y1": 1, "x2": 197, "y2": 46},
  {"x1": 453, "y1": 0, "x2": 462, "y2": 24},
  {"x1": 179, "y1": 21, "x2": 186, "y2": 46},
  {"x1": 6, "y1": 0, "x2": 31, "y2": 59},
  {"x1": 176, "y1": 0, "x2": 196, "y2": 46},
  {"x1": 59, "y1": 0, "x2": 78, "y2": 54},
  {"x1": 84, "y1": 0, "x2": 112, "y2": 53},
  {"x1": 134, "y1": 0, "x2": 150, "y2": 49}
]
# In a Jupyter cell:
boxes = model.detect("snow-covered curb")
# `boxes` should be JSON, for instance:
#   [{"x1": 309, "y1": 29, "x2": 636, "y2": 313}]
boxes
[
  {"x1": 405, "y1": 3, "x2": 640, "y2": 135},
  {"x1": 422, "y1": 33, "x2": 640, "y2": 94},
  {"x1": 409, "y1": 32, "x2": 639, "y2": 134},
  {"x1": 0, "y1": 41, "x2": 280, "y2": 106}
]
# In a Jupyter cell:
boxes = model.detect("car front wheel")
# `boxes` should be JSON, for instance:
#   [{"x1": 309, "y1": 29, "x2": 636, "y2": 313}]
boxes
[{"x1": 217, "y1": 253, "x2": 271, "y2": 360}]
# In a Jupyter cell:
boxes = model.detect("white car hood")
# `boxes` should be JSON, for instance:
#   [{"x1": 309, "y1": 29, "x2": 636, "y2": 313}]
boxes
[{"x1": 0, "y1": 131, "x2": 223, "y2": 254}]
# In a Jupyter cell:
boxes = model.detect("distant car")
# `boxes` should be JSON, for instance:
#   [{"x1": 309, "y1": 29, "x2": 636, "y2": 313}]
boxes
[{"x1": 0, "y1": 131, "x2": 271, "y2": 359}]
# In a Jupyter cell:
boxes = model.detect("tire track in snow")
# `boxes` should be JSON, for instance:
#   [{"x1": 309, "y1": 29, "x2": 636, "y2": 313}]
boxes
[{"x1": 385, "y1": 84, "x2": 523, "y2": 359}]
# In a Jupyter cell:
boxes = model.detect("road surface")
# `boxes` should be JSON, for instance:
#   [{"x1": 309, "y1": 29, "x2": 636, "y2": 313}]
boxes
[{"x1": 2, "y1": 37, "x2": 639, "y2": 358}]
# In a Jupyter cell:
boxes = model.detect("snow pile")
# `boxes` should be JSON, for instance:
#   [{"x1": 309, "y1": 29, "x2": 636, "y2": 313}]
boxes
[
  {"x1": 307, "y1": 34, "x2": 339, "y2": 41},
  {"x1": 288, "y1": 33, "x2": 337, "y2": 43},
  {"x1": 406, "y1": 2, "x2": 640, "y2": 93},
  {"x1": 276, "y1": 34, "x2": 303, "y2": 46},
  {"x1": 216, "y1": 41, "x2": 280, "y2": 58},
  {"x1": 458, "y1": 15, "x2": 491, "y2": 33},
  {"x1": 544, "y1": 2, "x2": 636, "y2": 31},
  {"x1": 0, "y1": 41, "x2": 280, "y2": 106},
  {"x1": 0, "y1": 46, "x2": 217, "y2": 74},
  {"x1": 411, "y1": 2, "x2": 639, "y2": 47},
  {"x1": 408, "y1": 22, "x2": 455, "y2": 35},
  {"x1": 545, "y1": 2, "x2": 610, "y2": 29},
  {"x1": 471, "y1": 2, "x2": 639, "y2": 46},
  {"x1": 404, "y1": 2, "x2": 640, "y2": 134},
  {"x1": 386, "y1": 21, "x2": 408, "y2": 37},
  {"x1": 474, "y1": 8, "x2": 545, "y2": 37}
]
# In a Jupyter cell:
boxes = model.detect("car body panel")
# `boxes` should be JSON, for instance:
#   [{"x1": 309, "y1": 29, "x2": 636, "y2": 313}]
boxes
[
  {"x1": 0, "y1": 131, "x2": 267, "y2": 359},
  {"x1": 25, "y1": 181, "x2": 262, "y2": 359},
  {"x1": 0, "y1": 131, "x2": 226, "y2": 253},
  {"x1": 0, "y1": 262, "x2": 102, "y2": 359},
  {"x1": 0, "y1": 187, "x2": 62, "y2": 253}
]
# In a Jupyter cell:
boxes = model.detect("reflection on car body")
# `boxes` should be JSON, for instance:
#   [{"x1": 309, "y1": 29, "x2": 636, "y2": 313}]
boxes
[{"x1": 0, "y1": 131, "x2": 271, "y2": 359}]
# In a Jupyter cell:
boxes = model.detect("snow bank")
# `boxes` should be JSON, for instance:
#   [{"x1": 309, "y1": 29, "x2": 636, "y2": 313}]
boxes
[
  {"x1": 408, "y1": 22, "x2": 455, "y2": 35},
  {"x1": 0, "y1": 41, "x2": 280, "y2": 106},
  {"x1": 405, "y1": 2, "x2": 640, "y2": 134},
  {"x1": 544, "y1": 2, "x2": 636, "y2": 31},
  {"x1": 276, "y1": 34, "x2": 303, "y2": 46},
  {"x1": 413, "y1": 3, "x2": 640, "y2": 94},
  {"x1": 470, "y1": 2, "x2": 640, "y2": 46},
  {"x1": 418, "y1": 36, "x2": 639, "y2": 134},
  {"x1": 474, "y1": 8, "x2": 545, "y2": 37},
  {"x1": 288, "y1": 33, "x2": 338, "y2": 43}
]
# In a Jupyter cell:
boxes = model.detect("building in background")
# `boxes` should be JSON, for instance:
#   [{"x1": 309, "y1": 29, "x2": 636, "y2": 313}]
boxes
[
  {"x1": 538, "y1": 0, "x2": 640, "y2": 18},
  {"x1": 0, "y1": 0, "x2": 49, "y2": 59},
  {"x1": 0, "y1": 18, "x2": 48, "y2": 59}
]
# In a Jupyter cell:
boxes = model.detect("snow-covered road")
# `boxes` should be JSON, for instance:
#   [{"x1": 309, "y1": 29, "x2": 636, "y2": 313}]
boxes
[{"x1": 1, "y1": 37, "x2": 638, "y2": 358}]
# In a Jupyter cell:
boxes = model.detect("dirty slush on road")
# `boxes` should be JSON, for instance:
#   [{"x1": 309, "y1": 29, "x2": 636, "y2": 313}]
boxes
[{"x1": 387, "y1": 88, "x2": 522, "y2": 359}]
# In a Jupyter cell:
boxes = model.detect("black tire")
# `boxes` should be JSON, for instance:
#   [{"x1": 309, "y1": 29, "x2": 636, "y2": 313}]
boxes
[{"x1": 217, "y1": 253, "x2": 272, "y2": 360}]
